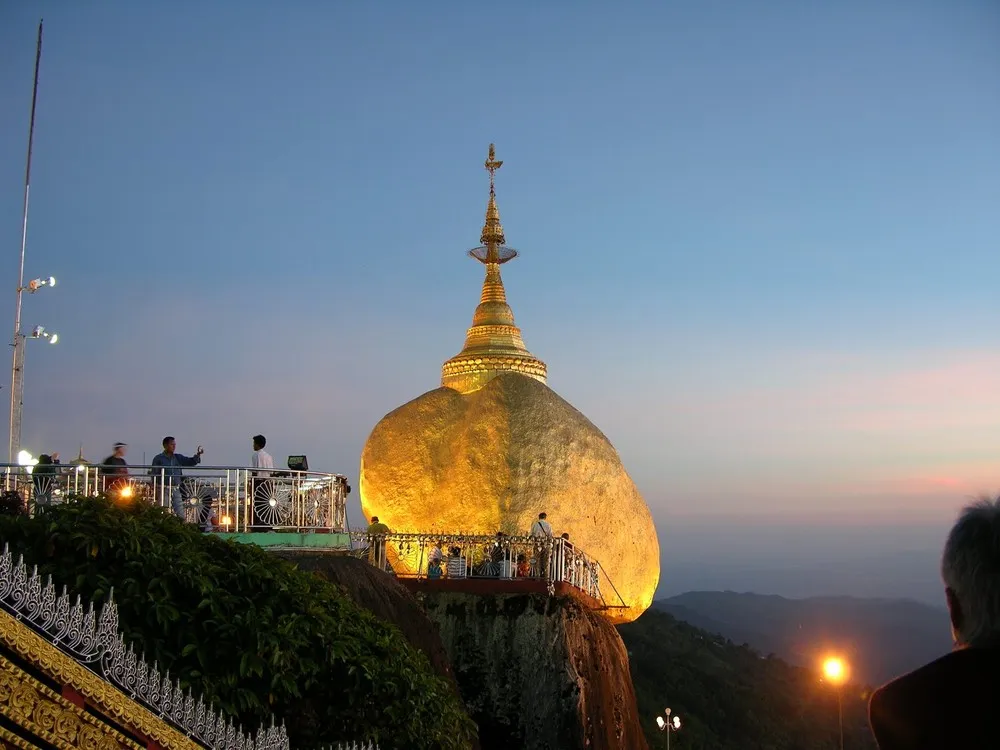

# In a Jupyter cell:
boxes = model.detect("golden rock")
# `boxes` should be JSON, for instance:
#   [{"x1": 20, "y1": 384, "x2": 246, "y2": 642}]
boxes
[{"x1": 359, "y1": 145, "x2": 660, "y2": 623}]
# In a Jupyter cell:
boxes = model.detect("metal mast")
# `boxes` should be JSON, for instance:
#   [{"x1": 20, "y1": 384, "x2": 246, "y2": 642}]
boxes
[{"x1": 9, "y1": 20, "x2": 44, "y2": 463}]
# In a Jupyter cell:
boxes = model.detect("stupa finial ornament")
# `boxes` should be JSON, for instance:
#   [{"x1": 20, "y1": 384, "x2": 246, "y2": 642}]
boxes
[
  {"x1": 480, "y1": 144, "x2": 506, "y2": 250},
  {"x1": 440, "y1": 144, "x2": 547, "y2": 394}
]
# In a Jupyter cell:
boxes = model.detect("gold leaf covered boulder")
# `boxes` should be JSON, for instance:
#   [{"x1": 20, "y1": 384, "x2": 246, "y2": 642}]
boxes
[{"x1": 359, "y1": 145, "x2": 660, "y2": 623}]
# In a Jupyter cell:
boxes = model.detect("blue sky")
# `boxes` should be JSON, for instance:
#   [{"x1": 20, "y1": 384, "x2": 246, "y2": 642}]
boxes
[{"x1": 1, "y1": 1, "x2": 999, "y2": 598}]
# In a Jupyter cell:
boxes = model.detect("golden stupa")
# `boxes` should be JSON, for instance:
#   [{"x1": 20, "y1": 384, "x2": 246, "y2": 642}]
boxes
[{"x1": 359, "y1": 145, "x2": 659, "y2": 623}]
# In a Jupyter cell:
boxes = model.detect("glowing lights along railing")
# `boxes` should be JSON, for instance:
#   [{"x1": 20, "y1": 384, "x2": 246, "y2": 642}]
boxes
[{"x1": 1, "y1": 461, "x2": 349, "y2": 533}]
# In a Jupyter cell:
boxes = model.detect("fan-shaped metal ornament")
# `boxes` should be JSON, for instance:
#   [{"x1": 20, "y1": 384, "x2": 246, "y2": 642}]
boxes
[
  {"x1": 254, "y1": 482, "x2": 292, "y2": 526},
  {"x1": 181, "y1": 479, "x2": 216, "y2": 525}
]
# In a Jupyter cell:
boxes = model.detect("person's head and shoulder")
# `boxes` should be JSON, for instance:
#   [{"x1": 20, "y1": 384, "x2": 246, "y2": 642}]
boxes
[
  {"x1": 869, "y1": 497, "x2": 1000, "y2": 748},
  {"x1": 34, "y1": 454, "x2": 54, "y2": 476},
  {"x1": 251, "y1": 434, "x2": 273, "y2": 469},
  {"x1": 103, "y1": 442, "x2": 127, "y2": 466},
  {"x1": 531, "y1": 512, "x2": 553, "y2": 536},
  {"x1": 368, "y1": 515, "x2": 389, "y2": 534},
  {"x1": 152, "y1": 437, "x2": 203, "y2": 466}
]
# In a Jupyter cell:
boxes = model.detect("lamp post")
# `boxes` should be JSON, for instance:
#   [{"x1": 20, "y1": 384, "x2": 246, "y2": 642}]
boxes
[
  {"x1": 655, "y1": 707, "x2": 682, "y2": 750},
  {"x1": 9, "y1": 316, "x2": 59, "y2": 466},
  {"x1": 822, "y1": 657, "x2": 848, "y2": 750},
  {"x1": 9, "y1": 20, "x2": 53, "y2": 465}
]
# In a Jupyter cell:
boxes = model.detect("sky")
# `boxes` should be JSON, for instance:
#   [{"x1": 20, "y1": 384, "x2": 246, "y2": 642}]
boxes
[{"x1": 1, "y1": 1, "x2": 999, "y2": 603}]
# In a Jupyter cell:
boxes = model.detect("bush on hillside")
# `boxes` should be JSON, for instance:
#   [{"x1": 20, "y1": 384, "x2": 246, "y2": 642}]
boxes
[
  {"x1": 0, "y1": 490, "x2": 25, "y2": 517},
  {"x1": 0, "y1": 497, "x2": 477, "y2": 750}
]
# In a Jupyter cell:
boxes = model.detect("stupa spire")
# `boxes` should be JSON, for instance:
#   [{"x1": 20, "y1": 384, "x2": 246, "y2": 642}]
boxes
[
  {"x1": 480, "y1": 144, "x2": 506, "y2": 249},
  {"x1": 440, "y1": 145, "x2": 547, "y2": 394}
]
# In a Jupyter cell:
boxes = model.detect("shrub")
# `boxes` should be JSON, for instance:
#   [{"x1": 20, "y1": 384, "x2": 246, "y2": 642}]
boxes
[
  {"x1": 0, "y1": 490, "x2": 25, "y2": 517},
  {"x1": 0, "y1": 497, "x2": 476, "y2": 749}
]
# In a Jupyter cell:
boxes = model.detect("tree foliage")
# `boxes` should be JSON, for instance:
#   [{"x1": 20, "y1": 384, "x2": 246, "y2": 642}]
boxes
[
  {"x1": 0, "y1": 498, "x2": 477, "y2": 750},
  {"x1": 619, "y1": 610, "x2": 877, "y2": 750}
]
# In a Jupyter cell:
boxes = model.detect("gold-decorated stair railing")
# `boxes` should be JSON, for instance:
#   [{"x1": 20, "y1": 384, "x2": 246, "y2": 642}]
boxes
[{"x1": 0, "y1": 544, "x2": 288, "y2": 750}]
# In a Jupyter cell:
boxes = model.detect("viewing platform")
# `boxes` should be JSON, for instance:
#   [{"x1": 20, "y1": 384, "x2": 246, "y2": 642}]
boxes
[
  {"x1": 2, "y1": 461, "x2": 350, "y2": 535},
  {"x1": 1, "y1": 462, "x2": 627, "y2": 615},
  {"x1": 344, "y1": 531, "x2": 627, "y2": 615}
]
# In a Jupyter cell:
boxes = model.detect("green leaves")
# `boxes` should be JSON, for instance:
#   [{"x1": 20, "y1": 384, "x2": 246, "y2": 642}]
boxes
[{"x1": 0, "y1": 497, "x2": 476, "y2": 750}]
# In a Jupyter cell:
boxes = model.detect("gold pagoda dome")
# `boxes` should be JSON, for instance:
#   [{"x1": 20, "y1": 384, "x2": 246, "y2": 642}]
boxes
[{"x1": 359, "y1": 145, "x2": 660, "y2": 623}]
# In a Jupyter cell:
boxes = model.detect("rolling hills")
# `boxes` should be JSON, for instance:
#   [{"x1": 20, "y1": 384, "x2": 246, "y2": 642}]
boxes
[{"x1": 655, "y1": 591, "x2": 952, "y2": 686}]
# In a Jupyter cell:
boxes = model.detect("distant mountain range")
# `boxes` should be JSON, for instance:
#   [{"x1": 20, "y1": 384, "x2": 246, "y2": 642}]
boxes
[{"x1": 655, "y1": 591, "x2": 953, "y2": 686}]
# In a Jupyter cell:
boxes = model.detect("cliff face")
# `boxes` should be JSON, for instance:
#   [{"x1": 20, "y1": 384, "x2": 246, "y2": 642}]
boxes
[{"x1": 420, "y1": 591, "x2": 649, "y2": 750}]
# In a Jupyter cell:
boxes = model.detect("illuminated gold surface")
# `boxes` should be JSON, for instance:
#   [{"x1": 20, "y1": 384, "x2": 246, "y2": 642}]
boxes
[
  {"x1": 0, "y1": 653, "x2": 138, "y2": 749},
  {"x1": 441, "y1": 144, "x2": 547, "y2": 394},
  {"x1": 362, "y1": 144, "x2": 660, "y2": 622},
  {"x1": 0, "y1": 608, "x2": 199, "y2": 750},
  {"x1": 360, "y1": 374, "x2": 660, "y2": 623}
]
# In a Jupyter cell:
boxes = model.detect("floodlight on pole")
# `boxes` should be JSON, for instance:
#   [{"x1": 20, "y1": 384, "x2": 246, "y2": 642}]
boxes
[
  {"x1": 23, "y1": 276, "x2": 56, "y2": 293},
  {"x1": 30, "y1": 326, "x2": 58, "y2": 344}
]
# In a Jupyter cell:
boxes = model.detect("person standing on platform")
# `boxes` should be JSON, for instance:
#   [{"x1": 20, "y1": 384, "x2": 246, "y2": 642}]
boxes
[
  {"x1": 150, "y1": 437, "x2": 203, "y2": 521},
  {"x1": 101, "y1": 443, "x2": 129, "y2": 494},
  {"x1": 32, "y1": 452, "x2": 60, "y2": 507},
  {"x1": 251, "y1": 434, "x2": 273, "y2": 472},
  {"x1": 530, "y1": 512, "x2": 553, "y2": 538},
  {"x1": 530, "y1": 512, "x2": 553, "y2": 579},
  {"x1": 250, "y1": 434, "x2": 275, "y2": 529},
  {"x1": 367, "y1": 516, "x2": 390, "y2": 570}
]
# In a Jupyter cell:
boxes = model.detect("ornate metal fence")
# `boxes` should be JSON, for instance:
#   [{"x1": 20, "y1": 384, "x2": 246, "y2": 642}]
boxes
[
  {"x1": 1, "y1": 463, "x2": 349, "y2": 533},
  {"x1": 350, "y1": 532, "x2": 618, "y2": 606},
  {"x1": 0, "y1": 545, "x2": 289, "y2": 750}
]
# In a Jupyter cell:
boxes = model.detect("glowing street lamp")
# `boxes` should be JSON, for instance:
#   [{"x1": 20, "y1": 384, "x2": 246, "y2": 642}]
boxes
[
  {"x1": 821, "y1": 657, "x2": 848, "y2": 750},
  {"x1": 655, "y1": 707, "x2": 682, "y2": 750}
]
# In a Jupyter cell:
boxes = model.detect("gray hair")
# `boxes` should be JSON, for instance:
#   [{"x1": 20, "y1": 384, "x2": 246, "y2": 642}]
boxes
[{"x1": 941, "y1": 497, "x2": 1000, "y2": 647}]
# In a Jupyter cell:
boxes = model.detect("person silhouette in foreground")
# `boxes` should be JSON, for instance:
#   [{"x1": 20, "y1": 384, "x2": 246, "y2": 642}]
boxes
[{"x1": 869, "y1": 497, "x2": 1000, "y2": 749}]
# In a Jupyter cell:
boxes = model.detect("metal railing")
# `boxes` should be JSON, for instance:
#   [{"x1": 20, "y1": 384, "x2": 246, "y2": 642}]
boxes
[
  {"x1": 350, "y1": 531, "x2": 624, "y2": 608},
  {"x1": 1, "y1": 463, "x2": 349, "y2": 533}
]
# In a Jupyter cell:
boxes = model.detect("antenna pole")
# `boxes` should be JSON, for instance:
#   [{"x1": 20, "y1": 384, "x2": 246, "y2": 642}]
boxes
[{"x1": 9, "y1": 19, "x2": 44, "y2": 464}]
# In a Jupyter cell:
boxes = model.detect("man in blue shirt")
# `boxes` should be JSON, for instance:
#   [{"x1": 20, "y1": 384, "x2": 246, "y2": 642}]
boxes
[{"x1": 150, "y1": 436, "x2": 203, "y2": 521}]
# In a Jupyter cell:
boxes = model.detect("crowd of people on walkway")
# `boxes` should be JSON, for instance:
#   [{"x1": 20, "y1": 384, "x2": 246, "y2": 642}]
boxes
[{"x1": 366, "y1": 511, "x2": 595, "y2": 591}]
